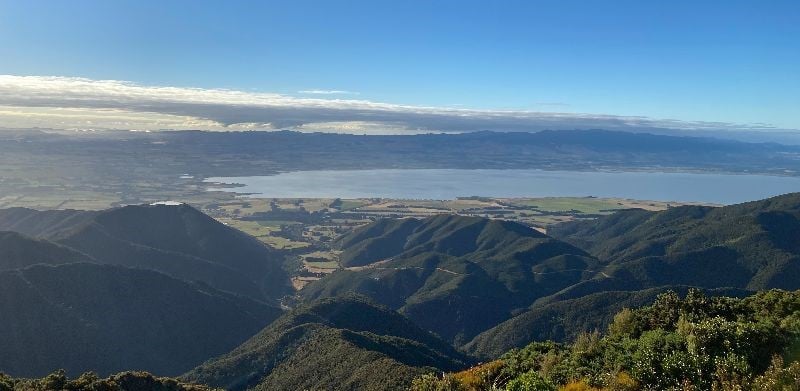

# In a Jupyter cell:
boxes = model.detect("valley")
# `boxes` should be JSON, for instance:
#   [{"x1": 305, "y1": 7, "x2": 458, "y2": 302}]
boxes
[
  {"x1": 201, "y1": 195, "x2": 693, "y2": 290},
  {"x1": 2, "y1": 130, "x2": 800, "y2": 390},
  {"x1": 0, "y1": 192, "x2": 799, "y2": 390},
  {"x1": 3, "y1": 3, "x2": 797, "y2": 389}
]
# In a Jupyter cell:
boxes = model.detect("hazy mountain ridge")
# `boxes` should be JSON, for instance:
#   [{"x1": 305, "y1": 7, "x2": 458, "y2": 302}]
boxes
[
  {"x1": 0, "y1": 204, "x2": 291, "y2": 302},
  {"x1": 3, "y1": 129, "x2": 800, "y2": 207}
]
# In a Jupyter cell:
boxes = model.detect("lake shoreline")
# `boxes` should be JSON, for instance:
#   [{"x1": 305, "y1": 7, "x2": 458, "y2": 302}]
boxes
[{"x1": 204, "y1": 168, "x2": 800, "y2": 205}]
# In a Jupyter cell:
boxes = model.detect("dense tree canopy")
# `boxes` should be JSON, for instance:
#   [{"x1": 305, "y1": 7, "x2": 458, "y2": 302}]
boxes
[
  {"x1": 412, "y1": 289, "x2": 800, "y2": 391},
  {"x1": 0, "y1": 370, "x2": 217, "y2": 391}
]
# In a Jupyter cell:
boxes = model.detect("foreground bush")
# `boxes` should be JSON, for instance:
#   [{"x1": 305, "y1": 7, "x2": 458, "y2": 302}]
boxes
[
  {"x1": 412, "y1": 289, "x2": 800, "y2": 391},
  {"x1": 0, "y1": 370, "x2": 217, "y2": 391}
]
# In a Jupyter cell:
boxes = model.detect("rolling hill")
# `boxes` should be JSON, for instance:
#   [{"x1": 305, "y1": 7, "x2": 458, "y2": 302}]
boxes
[
  {"x1": 301, "y1": 215, "x2": 600, "y2": 345},
  {"x1": 549, "y1": 192, "x2": 800, "y2": 293},
  {"x1": 0, "y1": 204, "x2": 291, "y2": 302},
  {"x1": 0, "y1": 230, "x2": 91, "y2": 270},
  {"x1": 0, "y1": 263, "x2": 282, "y2": 378},
  {"x1": 184, "y1": 296, "x2": 469, "y2": 391},
  {"x1": 463, "y1": 286, "x2": 752, "y2": 359},
  {"x1": 461, "y1": 192, "x2": 800, "y2": 357}
]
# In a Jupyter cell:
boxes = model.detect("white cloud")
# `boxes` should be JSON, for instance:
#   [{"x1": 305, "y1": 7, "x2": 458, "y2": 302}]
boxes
[
  {"x1": 0, "y1": 75, "x2": 780, "y2": 134},
  {"x1": 298, "y1": 89, "x2": 359, "y2": 95}
]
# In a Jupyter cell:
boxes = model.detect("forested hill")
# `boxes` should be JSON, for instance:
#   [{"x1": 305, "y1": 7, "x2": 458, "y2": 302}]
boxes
[
  {"x1": 301, "y1": 214, "x2": 599, "y2": 345},
  {"x1": 184, "y1": 296, "x2": 470, "y2": 391},
  {"x1": 0, "y1": 263, "x2": 282, "y2": 377},
  {"x1": 463, "y1": 192, "x2": 800, "y2": 357},
  {"x1": 549, "y1": 191, "x2": 800, "y2": 291},
  {"x1": 414, "y1": 289, "x2": 800, "y2": 391},
  {"x1": 303, "y1": 193, "x2": 800, "y2": 359},
  {"x1": 0, "y1": 204, "x2": 291, "y2": 302},
  {"x1": 2, "y1": 194, "x2": 800, "y2": 390}
]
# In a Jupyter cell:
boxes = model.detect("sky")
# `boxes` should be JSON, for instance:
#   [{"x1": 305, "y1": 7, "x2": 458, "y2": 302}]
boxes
[{"x1": 0, "y1": 0, "x2": 798, "y2": 134}]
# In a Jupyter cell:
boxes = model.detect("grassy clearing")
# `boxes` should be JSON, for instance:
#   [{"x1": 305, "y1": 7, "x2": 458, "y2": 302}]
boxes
[
  {"x1": 256, "y1": 219, "x2": 303, "y2": 227},
  {"x1": 304, "y1": 260, "x2": 339, "y2": 270},
  {"x1": 338, "y1": 199, "x2": 368, "y2": 210},
  {"x1": 507, "y1": 197, "x2": 626, "y2": 214},
  {"x1": 217, "y1": 218, "x2": 310, "y2": 250}
]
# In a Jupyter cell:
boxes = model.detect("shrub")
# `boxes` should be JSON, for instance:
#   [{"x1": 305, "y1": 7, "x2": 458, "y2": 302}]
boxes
[{"x1": 506, "y1": 371, "x2": 556, "y2": 391}]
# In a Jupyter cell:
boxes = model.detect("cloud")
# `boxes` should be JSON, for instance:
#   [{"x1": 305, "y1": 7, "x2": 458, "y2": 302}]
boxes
[
  {"x1": 0, "y1": 75, "x2": 782, "y2": 134},
  {"x1": 298, "y1": 89, "x2": 359, "y2": 95}
]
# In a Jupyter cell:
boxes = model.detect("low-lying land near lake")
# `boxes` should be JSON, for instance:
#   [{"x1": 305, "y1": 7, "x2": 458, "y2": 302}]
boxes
[
  {"x1": 1, "y1": 192, "x2": 799, "y2": 390},
  {"x1": 3, "y1": 128, "x2": 800, "y2": 210},
  {"x1": 201, "y1": 196, "x2": 697, "y2": 289}
]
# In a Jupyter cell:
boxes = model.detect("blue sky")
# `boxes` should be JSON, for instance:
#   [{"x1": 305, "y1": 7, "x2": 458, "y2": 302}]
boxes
[{"x1": 0, "y1": 0, "x2": 798, "y2": 133}]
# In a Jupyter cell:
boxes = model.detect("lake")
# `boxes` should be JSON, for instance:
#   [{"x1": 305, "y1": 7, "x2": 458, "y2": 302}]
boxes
[{"x1": 204, "y1": 169, "x2": 800, "y2": 205}]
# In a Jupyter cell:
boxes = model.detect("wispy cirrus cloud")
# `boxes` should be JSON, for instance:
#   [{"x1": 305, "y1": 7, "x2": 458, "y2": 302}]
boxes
[{"x1": 0, "y1": 75, "x2": 782, "y2": 134}]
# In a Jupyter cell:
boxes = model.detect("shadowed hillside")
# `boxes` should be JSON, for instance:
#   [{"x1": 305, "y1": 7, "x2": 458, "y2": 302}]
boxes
[
  {"x1": 415, "y1": 289, "x2": 800, "y2": 391},
  {"x1": 0, "y1": 204, "x2": 291, "y2": 302},
  {"x1": 302, "y1": 215, "x2": 600, "y2": 345},
  {"x1": 184, "y1": 296, "x2": 469, "y2": 391},
  {"x1": 0, "y1": 231, "x2": 91, "y2": 270},
  {"x1": 549, "y1": 192, "x2": 800, "y2": 292},
  {"x1": 464, "y1": 286, "x2": 752, "y2": 359},
  {"x1": 0, "y1": 263, "x2": 282, "y2": 378}
]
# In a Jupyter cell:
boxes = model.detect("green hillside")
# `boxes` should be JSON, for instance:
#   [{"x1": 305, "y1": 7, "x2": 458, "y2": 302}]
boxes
[
  {"x1": 464, "y1": 286, "x2": 752, "y2": 359},
  {"x1": 414, "y1": 289, "x2": 800, "y2": 391},
  {"x1": 549, "y1": 192, "x2": 800, "y2": 292},
  {"x1": 0, "y1": 204, "x2": 291, "y2": 302},
  {"x1": 302, "y1": 214, "x2": 599, "y2": 345},
  {"x1": 184, "y1": 296, "x2": 469, "y2": 391},
  {"x1": 0, "y1": 263, "x2": 282, "y2": 378}
]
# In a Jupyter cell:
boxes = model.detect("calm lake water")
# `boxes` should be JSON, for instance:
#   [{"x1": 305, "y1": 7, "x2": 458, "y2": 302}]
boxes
[{"x1": 205, "y1": 169, "x2": 800, "y2": 205}]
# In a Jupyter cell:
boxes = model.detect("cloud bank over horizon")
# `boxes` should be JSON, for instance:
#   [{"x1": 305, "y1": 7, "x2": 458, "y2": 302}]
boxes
[{"x1": 0, "y1": 75, "x2": 788, "y2": 135}]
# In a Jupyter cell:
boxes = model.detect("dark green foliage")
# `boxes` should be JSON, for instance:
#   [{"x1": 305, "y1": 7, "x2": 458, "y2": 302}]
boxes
[
  {"x1": 549, "y1": 193, "x2": 800, "y2": 292},
  {"x1": 413, "y1": 289, "x2": 800, "y2": 391},
  {"x1": 0, "y1": 370, "x2": 218, "y2": 391},
  {"x1": 184, "y1": 296, "x2": 470, "y2": 391},
  {"x1": 464, "y1": 286, "x2": 752, "y2": 359},
  {"x1": 303, "y1": 215, "x2": 598, "y2": 344},
  {"x1": 0, "y1": 204, "x2": 291, "y2": 301},
  {"x1": 336, "y1": 217, "x2": 424, "y2": 267},
  {"x1": 0, "y1": 263, "x2": 282, "y2": 378}
]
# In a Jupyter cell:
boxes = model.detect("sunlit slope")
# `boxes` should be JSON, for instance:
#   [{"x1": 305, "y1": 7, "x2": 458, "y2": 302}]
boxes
[
  {"x1": 184, "y1": 296, "x2": 469, "y2": 391},
  {"x1": 550, "y1": 192, "x2": 800, "y2": 292},
  {"x1": 302, "y1": 215, "x2": 600, "y2": 344}
]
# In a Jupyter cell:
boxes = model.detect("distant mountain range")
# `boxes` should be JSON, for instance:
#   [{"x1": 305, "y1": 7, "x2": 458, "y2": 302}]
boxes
[{"x1": 2, "y1": 129, "x2": 800, "y2": 205}]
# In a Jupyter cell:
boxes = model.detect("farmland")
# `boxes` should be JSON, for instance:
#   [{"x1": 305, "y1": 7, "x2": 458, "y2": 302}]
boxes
[{"x1": 200, "y1": 195, "x2": 703, "y2": 289}]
